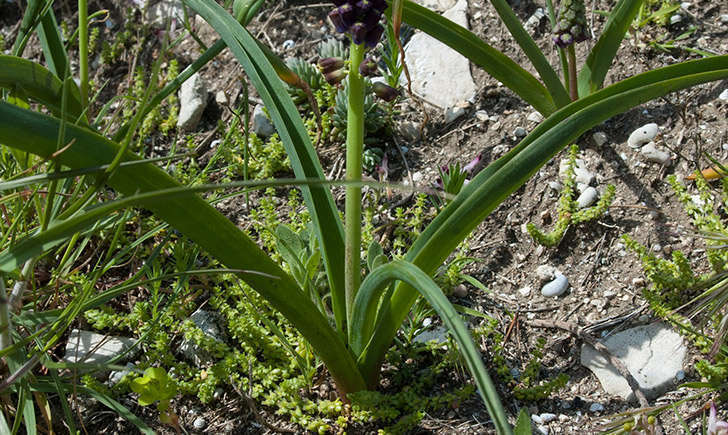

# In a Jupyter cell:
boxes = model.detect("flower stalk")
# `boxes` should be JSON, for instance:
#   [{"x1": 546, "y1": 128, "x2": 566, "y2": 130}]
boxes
[{"x1": 345, "y1": 42, "x2": 366, "y2": 331}]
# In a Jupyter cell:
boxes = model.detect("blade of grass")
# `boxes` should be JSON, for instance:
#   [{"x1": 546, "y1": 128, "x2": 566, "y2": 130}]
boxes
[
  {"x1": 577, "y1": 0, "x2": 644, "y2": 96},
  {"x1": 400, "y1": 0, "x2": 557, "y2": 115},
  {"x1": 0, "y1": 102, "x2": 366, "y2": 394},
  {"x1": 182, "y1": 0, "x2": 348, "y2": 335},
  {"x1": 487, "y1": 0, "x2": 570, "y2": 107},
  {"x1": 350, "y1": 260, "x2": 511, "y2": 434}
]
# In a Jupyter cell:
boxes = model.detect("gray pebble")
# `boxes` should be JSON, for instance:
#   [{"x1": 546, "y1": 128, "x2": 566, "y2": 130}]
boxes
[
  {"x1": 541, "y1": 273, "x2": 569, "y2": 297},
  {"x1": 628, "y1": 123, "x2": 658, "y2": 148},
  {"x1": 475, "y1": 110, "x2": 489, "y2": 122},
  {"x1": 641, "y1": 141, "x2": 671, "y2": 165},
  {"x1": 252, "y1": 104, "x2": 276, "y2": 138},
  {"x1": 452, "y1": 284, "x2": 468, "y2": 298},
  {"x1": 514, "y1": 126, "x2": 528, "y2": 138},
  {"x1": 537, "y1": 424, "x2": 549, "y2": 435},
  {"x1": 548, "y1": 181, "x2": 562, "y2": 191},
  {"x1": 282, "y1": 39, "x2": 295, "y2": 50},
  {"x1": 676, "y1": 370, "x2": 685, "y2": 381},
  {"x1": 589, "y1": 403, "x2": 605, "y2": 413},
  {"x1": 720, "y1": 14, "x2": 728, "y2": 24},
  {"x1": 193, "y1": 417, "x2": 207, "y2": 430},
  {"x1": 540, "y1": 413, "x2": 557, "y2": 423},
  {"x1": 719, "y1": 88, "x2": 728, "y2": 102},
  {"x1": 577, "y1": 186, "x2": 599, "y2": 208},
  {"x1": 444, "y1": 105, "x2": 466, "y2": 123},
  {"x1": 536, "y1": 264, "x2": 556, "y2": 282},
  {"x1": 592, "y1": 131, "x2": 608, "y2": 146},
  {"x1": 527, "y1": 111, "x2": 544, "y2": 123},
  {"x1": 670, "y1": 14, "x2": 682, "y2": 24}
]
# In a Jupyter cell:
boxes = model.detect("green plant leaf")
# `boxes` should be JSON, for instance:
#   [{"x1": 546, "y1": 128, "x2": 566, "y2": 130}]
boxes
[
  {"x1": 577, "y1": 0, "x2": 645, "y2": 96},
  {"x1": 0, "y1": 55, "x2": 85, "y2": 123},
  {"x1": 486, "y1": 0, "x2": 570, "y2": 107},
  {"x1": 350, "y1": 260, "x2": 512, "y2": 434},
  {"x1": 513, "y1": 408, "x2": 532, "y2": 434},
  {"x1": 358, "y1": 55, "x2": 728, "y2": 385},
  {"x1": 399, "y1": 0, "x2": 557, "y2": 115},
  {"x1": 181, "y1": 0, "x2": 348, "y2": 334},
  {"x1": 0, "y1": 101, "x2": 366, "y2": 395}
]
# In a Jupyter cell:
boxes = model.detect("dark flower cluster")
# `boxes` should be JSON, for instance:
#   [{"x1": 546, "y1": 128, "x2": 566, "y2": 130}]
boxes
[
  {"x1": 329, "y1": 0, "x2": 387, "y2": 48},
  {"x1": 552, "y1": 0, "x2": 589, "y2": 48}
]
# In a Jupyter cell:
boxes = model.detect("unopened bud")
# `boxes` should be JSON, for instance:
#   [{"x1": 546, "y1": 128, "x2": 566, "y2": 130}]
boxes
[
  {"x1": 372, "y1": 82, "x2": 399, "y2": 102},
  {"x1": 359, "y1": 57, "x2": 378, "y2": 76},
  {"x1": 324, "y1": 69, "x2": 348, "y2": 86},
  {"x1": 318, "y1": 57, "x2": 345, "y2": 74}
]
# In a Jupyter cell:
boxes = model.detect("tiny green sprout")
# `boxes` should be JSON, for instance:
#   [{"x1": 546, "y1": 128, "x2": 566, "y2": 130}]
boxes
[
  {"x1": 623, "y1": 421, "x2": 634, "y2": 431},
  {"x1": 647, "y1": 415, "x2": 656, "y2": 425},
  {"x1": 130, "y1": 367, "x2": 179, "y2": 426}
]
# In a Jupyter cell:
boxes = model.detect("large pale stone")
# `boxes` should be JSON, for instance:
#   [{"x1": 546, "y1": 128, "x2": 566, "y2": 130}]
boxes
[
  {"x1": 581, "y1": 323, "x2": 686, "y2": 401},
  {"x1": 177, "y1": 72, "x2": 208, "y2": 131},
  {"x1": 63, "y1": 329, "x2": 137, "y2": 365},
  {"x1": 403, "y1": 0, "x2": 476, "y2": 109}
]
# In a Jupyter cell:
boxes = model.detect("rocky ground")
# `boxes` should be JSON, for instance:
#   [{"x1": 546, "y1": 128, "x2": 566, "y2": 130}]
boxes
[{"x1": 3, "y1": 0, "x2": 728, "y2": 433}]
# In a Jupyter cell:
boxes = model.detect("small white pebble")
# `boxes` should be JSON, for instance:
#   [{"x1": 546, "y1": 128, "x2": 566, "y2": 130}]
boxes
[
  {"x1": 589, "y1": 403, "x2": 605, "y2": 413},
  {"x1": 540, "y1": 413, "x2": 557, "y2": 423},
  {"x1": 628, "y1": 123, "x2": 659, "y2": 148},
  {"x1": 592, "y1": 131, "x2": 608, "y2": 146}
]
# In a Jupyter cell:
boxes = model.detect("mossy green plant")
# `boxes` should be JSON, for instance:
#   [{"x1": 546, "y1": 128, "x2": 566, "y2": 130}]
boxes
[{"x1": 527, "y1": 144, "x2": 616, "y2": 246}]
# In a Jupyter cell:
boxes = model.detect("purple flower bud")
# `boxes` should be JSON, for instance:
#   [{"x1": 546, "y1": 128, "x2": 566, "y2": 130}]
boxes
[
  {"x1": 318, "y1": 57, "x2": 345, "y2": 74},
  {"x1": 324, "y1": 69, "x2": 348, "y2": 86},
  {"x1": 350, "y1": 22, "x2": 368, "y2": 45},
  {"x1": 329, "y1": 4, "x2": 356, "y2": 33},
  {"x1": 364, "y1": 23, "x2": 384, "y2": 48},
  {"x1": 356, "y1": 0, "x2": 373, "y2": 12},
  {"x1": 359, "y1": 57, "x2": 378, "y2": 76},
  {"x1": 372, "y1": 82, "x2": 399, "y2": 102},
  {"x1": 463, "y1": 153, "x2": 482, "y2": 173}
]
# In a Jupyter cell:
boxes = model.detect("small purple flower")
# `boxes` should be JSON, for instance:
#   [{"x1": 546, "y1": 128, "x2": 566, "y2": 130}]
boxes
[
  {"x1": 553, "y1": 0, "x2": 589, "y2": 48},
  {"x1": 328, "y1": 0, "x2": 386, "y2": 47},
  {"x1": 463, "y1": 153, "x2": 482, "y2": 174},
  {"x1": 709, "y1": 402, "x2": 728, "y2": 435}
]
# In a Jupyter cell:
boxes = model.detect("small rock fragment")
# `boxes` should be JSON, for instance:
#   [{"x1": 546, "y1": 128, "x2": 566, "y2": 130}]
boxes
[
  {"x1": 541, "y1": 273, "x2": 569, "y2": 297},
  {"x1": 179, "y1": 309, "x2": 227, "y2": 366},
  {"x1": 398, "y1": 121, "x2": 421, "y2": 142},
  {"x1": 518, "y1": 286, "x2": 532, "y2": 297},
  {"x1": 177, "y1": 73, "x2": 208, "y2": 132},
  {"x1": 452, "y1": 284, "x2": 468, "y2": 298},
  {"x1": 444, "y1": 104, "x2": 466, "y2": 123},
  {"x1": 592, "y1": 131, "x2": 608, "y2": 146},
  {"x1": 719, "y1": 88, "x2": 728, "y2": 102},
  {"x1": 670, "y1": 14, "x2": 682, "y2": 25},
  {"x1": 108, "y1": 362, "x2": 135, "y2": 385},
  {"x1": 475, "y1": 110, "x2": 489, "y2": 122},
  {"x1": 63, "y1": 330, "x2": 137, "y2": 365},
  {"x1": 524, "y1": 8, "x2": 546, "y2": 32},
  {"x1": 548, "y1": 181, "x2": 562, "y2": 191},
  {"x1": 540, "y1": 413, "x2": 557, "y2": 423},
  {"x1": 641, "y1": 141, "x2": 671, "y2": 165},
  {"x1": 627, "y1": 123, "x2": 659, "y2": 148},
  {"x1": 282, "y1": 39, "x2": 295, "y2": 50},
  {"x1": 252, "y1": 104, "x2": 276, "y2": 138},
  {"x1": 577, "y1": 186, "x2": 599, "y2": 209},
  {"x1": 589, "y1": 403, "x2": 605, "y2": 413},
  {"x1": 513, "y1": 126, "x2": 528, "y2": 138},
  {"x1": 536, "y1": 265, "x2": 556, "y2": 282},
  {"x1": 193, "y1": 417, "x2": 207, "y2": 431},
  {"x1": 147, "y1": 1, "x2": 185, "y2": 27},
  {"x1": 215, "y1": 90, "x2": 227, "y2": 106},
  {"x1": 527, "y1": 111, "x2": 544, "y2": 123},
  {"x1": 414, "y1": 326, "x2": 449, "y2": 344}
]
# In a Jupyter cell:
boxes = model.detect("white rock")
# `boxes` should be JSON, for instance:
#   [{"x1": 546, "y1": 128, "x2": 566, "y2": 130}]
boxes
[
  {"x1": 720, "y1": 14, "x2": 728, "y2": 25},
  {"x1": 215, "y1": 90, "x2": 227, "y2": 106},
  {"x1": 147, "y1": 0, "x2": 185, "y2": 27},
  {"x1": 108, "y1": 362, "x2": 135, "y2": 385},
  {"x1": 475, "y1": 110, "x2": 489, "y2": 122},
  {"x1": 627, "y1": 123, "x2": 659, "y2": 148},
  {"x1": 680, "y1": 2, "x2": 691, "y2": 10},
  {"x1": 592, "y1": 131, "x2": 608, "y2": 146},
  {"x1": 403, "y1": 0, "x2": 476, "y2": 108},
  {"x1": 281, "y1": 39, "x2": 295, "y2": 50},
  {"x1": 573, "y1": 167, "x2": 595, "y2": 185},
  {"x1": 414, "y1": 326, "x2": 449, "y2": 344},
  {"x1": 179, "y1": 309, "x2": 226, "y2": 366},
  {"x1": 63, "y1": 330, "x2": 137, "y2": 365},
  {"x1": 177, "y1": 73, "x2": 208, "y2": 131},
  {"x1": 541, "y1": 273, "x2": 569, "y2": 297},
  {"x1": 577, "y1": 186, "x2": 599, "y2": 209},
  {"x1": 398, "y1": 121, "x2": 421, "y2": 141},
  {"x1": 193, "y1": 417, "x2": 207, "y2": 430},
  {"x1": 719, "y1": 88, "x2": 728, "y2": 102},
  {"x1": 537, "y1": 424, "x2": 549, "y2": 435},
  {"x1": 536, "y1": 265, "x2": 556, "y2": 282},
  {"x1": 414, "y1": 0, "x2": 457, "y2": 12},
  {"x1": 527, "y1": 111, "x2": 544, "y2": 123},
  {"x1": 641, "y1": 141, "x2": 671, "y2": 165},
  {"x1": 576, "y1": 182, "x2": 589, "y2": 194},
  {"x1": 548, "y1": 181, "x2": 562, "y2": 191},
  {"x1": 252, "y1": 104, "x2": 276, "y2": 137},
  {"x1": 525, "y1": 8, "x2": 546, "y2": 32},
  {"x1": 518, "y1": 286, "x2": 532, "y2": 297},
  {"x1": 444, "y1": 104, "x2": 466, "y2": 123},
  {"x1": 589, "y1": 403, "x2": 605, "y2": 413},
  {"x1": 676, "y1": 370, "x2": 686, "y2": 381},
  {"x1": 532, "y1": 414, "x2": 543, "y2": 425},
  {"x1": 580, "y1": 322, "x2": 686, "y2": 401},
  {"x1": 540, "y1": 413, "x2": 557, "y2": 423},
  {"x1": 670, "y1": 14, "x2": 682, "y2": 25}
]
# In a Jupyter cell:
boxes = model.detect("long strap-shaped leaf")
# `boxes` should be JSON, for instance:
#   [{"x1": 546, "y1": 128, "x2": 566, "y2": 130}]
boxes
[
  {"x1": 357, "y1": 56, "x2": 728, "y2": 379},
  {"x1": 577, "y1": 0, "x2": 644, "y2": 97},
  {"x1": 400, "y1": 0, "x2": 557, "y2": 115},
  {"x1": 487, "y1": 0, "x2": 570, "y2": 107},
  {"x1": 350, "y1": 260, "x2": 512, "y2": 434},
  {"x1": 181, "y1": 0, "x2": 348, "y2": 334},
  {"x1": 0, "y1": 102, "x2": 366, "y2": 394},
  {"x1": 0, "y1": 56, "x2": 84, "y2": 123}
]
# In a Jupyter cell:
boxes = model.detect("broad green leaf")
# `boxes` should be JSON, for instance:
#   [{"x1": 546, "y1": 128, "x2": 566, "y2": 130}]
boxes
[
  {"x1": 182, "y1": 0, "x2": 347, "y2": 334},
  {"x1": 578, "y1": 0, "x2": 645, "y2": 96},
  {"x1": 0, "y1": 55, "x2": 85, "y2": 123},
  {"x1": 400, "y1": 0, "x2": 557, "y2": 115},
  {"x1": 514, "y1": 408, "x2": 532, "y2": 435},
  {"x1": 350, "y1": 260, "x2": 512, "y2": 434},
  {"x1": 358, "y1": 56, "x2": 728, "y2": 382},
  {"x1": 0, "y1": 102, "x2": 365, "y2": 394}
]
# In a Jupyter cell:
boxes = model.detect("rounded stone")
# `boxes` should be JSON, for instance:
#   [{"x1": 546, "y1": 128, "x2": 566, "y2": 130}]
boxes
[
  {"x1": 627, "y1": 123, "x2": 659, "y2": 148},
  {"x1": 541, "y1": 273, "x2": 569, "y2": 297}
]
